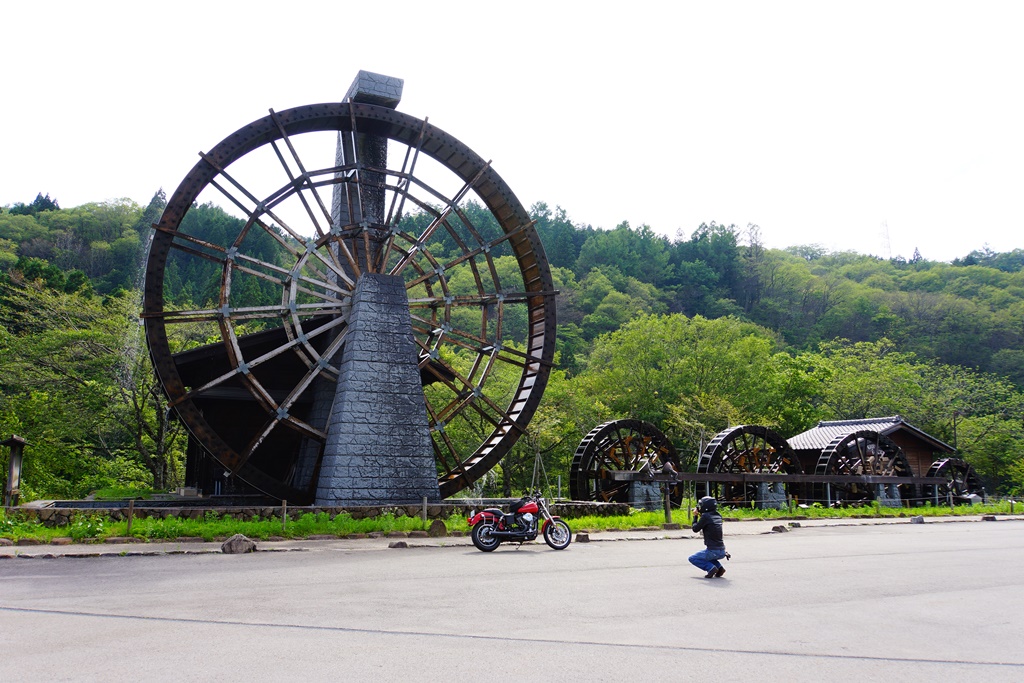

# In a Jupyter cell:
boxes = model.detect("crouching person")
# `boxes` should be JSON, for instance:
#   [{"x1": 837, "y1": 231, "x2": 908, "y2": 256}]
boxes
[{"x1": 689, "y1": 496, "x2": 728, "y2": 578}]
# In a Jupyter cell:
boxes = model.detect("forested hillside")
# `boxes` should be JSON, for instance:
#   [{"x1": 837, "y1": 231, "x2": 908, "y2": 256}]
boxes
[
  {"x1": 528, "y1": 203, "x2": 1024, "y2": 385},
  {"x1": 2, "y1": 193, "x2": 1022, "y2": 499}
]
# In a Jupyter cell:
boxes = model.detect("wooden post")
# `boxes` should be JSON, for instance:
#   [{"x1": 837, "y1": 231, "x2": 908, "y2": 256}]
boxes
[
  {"x1": 127, "y1": 499, "x2": 135, "y2": 536},
  {"x1": 2, "y1": 435, "x2": 27, "y2": 508},
  {"x1": 662, "y1": 485, "x2": 672, "y2": 524},
  {"x1": 422, "y1": 496, "x2": 428, "y2": 524},
  {"x1": 687, "y1": 482, "x2": 694, "y2": 524},
  {"x1": 282, "y1": 499, "x2": 288, "y2": 532}
]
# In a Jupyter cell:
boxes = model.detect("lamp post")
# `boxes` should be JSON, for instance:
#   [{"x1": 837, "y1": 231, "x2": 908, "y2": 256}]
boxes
[{"x1": 3, "y1": 435, "x2": 27, "y2": 508}]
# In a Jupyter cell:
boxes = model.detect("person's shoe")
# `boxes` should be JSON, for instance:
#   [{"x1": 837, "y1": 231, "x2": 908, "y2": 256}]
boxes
[
  {"x1": 715, "y1": 566, "x2": 726, "y2": 578},
  {"x1": 705, "y1": 568, "x2": 718, "y2": 578}
]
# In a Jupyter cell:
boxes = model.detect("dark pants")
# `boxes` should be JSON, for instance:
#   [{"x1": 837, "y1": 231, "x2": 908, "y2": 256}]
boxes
[{"x1": 689, "y1": 547, "x2": 726, "y2": 572}]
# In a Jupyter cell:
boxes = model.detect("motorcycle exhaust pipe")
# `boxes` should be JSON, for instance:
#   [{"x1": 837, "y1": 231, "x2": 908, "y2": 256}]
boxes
[{"x1": 488, "y1": 529, "x2": 535, "y2": 539}]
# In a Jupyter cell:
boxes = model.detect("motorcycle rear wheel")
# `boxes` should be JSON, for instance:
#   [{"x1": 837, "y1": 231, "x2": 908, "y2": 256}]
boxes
[
  {"x1": 543, "y1": 519, "x2": 572, "y2": 550},
  {"x1": 471, "y1": 521, "x2": 501, "y2": 552}
]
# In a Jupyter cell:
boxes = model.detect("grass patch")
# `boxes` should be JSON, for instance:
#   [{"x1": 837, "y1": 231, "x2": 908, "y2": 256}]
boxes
[
  {"x1": 716, "y1": 499, "x2": 1018, "y2": 520},
  {"x1": 0, "y1": 510, "x2": 472, "y2": 543},
  {"x1": 567, "y1": 509, "x2": 672, "y2": 531},
  {"x1": 569, "y1": 499, "x2": 1021, "y2": 531},
  {"x1": 1, "y1": 502, "x2": 1019, "y2": 544}
]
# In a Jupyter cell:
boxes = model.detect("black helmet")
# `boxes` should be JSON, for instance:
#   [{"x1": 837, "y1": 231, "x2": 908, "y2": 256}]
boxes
[{"x1": 698, "y1": 496, "x2": 718, "y2": 513}]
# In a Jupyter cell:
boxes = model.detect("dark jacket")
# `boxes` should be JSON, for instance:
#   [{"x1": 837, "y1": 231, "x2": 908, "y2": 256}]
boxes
[{"x1": 692, "y1": 510, "x2": 725, "y2": 550}]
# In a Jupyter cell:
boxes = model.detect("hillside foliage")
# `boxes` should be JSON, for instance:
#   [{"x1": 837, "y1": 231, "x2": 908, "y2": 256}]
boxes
[{"x1": 2, "y1": 193, "x2": 1023, "y2": 499}]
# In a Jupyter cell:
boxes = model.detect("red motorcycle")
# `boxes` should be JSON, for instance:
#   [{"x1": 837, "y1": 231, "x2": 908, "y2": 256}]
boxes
[{"x1": 467, "y1": 492, "x2": 572, "y2": 552}]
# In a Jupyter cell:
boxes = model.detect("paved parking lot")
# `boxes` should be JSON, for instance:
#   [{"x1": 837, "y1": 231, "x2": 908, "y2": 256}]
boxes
[{"x1": 2, "y1": 517, "x2": 1023, "y2": 681}]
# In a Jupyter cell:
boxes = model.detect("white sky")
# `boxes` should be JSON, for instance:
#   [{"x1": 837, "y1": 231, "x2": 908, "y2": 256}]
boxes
[{"x1": 2, "y1": 1, "x2": 1021, "y2": 262}]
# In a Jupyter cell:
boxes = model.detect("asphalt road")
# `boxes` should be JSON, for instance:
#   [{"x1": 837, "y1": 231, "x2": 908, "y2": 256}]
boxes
[{"x1": 2, "y1": 518, "x2": 1022, "y2": 682}]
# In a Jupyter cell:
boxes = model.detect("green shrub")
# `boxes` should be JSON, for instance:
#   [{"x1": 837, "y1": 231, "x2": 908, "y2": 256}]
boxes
[{"x1": 69, "y1": 513, "x2": 106, "y2": 541}]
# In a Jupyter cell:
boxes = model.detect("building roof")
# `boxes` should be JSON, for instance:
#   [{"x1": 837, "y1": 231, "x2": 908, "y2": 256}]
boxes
[{"x1": 787, "y1": 415, "x2": 955, "y2": 453}]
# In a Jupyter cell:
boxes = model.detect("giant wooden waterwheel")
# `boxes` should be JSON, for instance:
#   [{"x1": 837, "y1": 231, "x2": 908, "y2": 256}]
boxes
[{"x1": 143, "y1": 101, "x2": 556, "y2": 503}]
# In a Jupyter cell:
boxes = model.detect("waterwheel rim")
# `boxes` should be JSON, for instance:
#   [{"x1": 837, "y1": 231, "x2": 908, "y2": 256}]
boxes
[{"x1": 143, "y1": 102, "x2": 556, "y2": 502}]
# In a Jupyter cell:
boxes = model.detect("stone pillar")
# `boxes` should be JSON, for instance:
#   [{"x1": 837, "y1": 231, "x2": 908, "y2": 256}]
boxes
[
  {"x1": 875, "y1": 483, "x2": 902, "y2": 508},
  {"x1": 333, "y1": 70, "x2": 404, "y2": 274},
  {"x1": 290, "y1": 71, "x2": 405, "y2": 492},
  {"x1": 315, "y1": 273, "x2": 440, "y2": 505},
  {"x1": 756, "y1": 482, "x2": 788, "y2": 510},
  {"x1": 628, "y1": 481, "x2": 661, "y2": 511}
]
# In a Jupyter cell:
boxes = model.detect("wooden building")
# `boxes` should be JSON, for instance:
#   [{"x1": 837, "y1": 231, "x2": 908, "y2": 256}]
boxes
[{"x1": 787, "y1": 415, "x2": 955, "y2": 477}]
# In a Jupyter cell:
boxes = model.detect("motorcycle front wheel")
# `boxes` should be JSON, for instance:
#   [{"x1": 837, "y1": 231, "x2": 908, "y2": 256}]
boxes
[
  {"x1": 543, "y1": 519, "x2": 572, "y2": 550},
  {"x1": 471, "y1": 521, "x2": 501, "y2": 552}
]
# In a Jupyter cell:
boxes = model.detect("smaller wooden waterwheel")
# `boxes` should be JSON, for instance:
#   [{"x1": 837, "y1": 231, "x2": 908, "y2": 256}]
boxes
[
  {"x1": 814, "y1": 430, "x2": 913, "y2": 505},
  {"x1": 925, "y1": 457, "x2": 984, "y2": 502},
  {"x1": 696, "y1": 425, "x2": 802, "y2": 504},
  {"x1": 569, "y1": 419, "x2": 681, "y2": 504}
]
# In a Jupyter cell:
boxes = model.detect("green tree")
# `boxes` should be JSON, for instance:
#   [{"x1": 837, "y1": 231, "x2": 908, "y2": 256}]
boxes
[
  {"x1": 575, "y1": 222, "x2": 672, "y2": 286},
  {"x1": 575, "y1": 313, "x2": 797, "y2": 460},
  {"x1": 0, "y1": 279, "x2": 186, "y2": 497},
  {"x1": 801, "y1": 338, "x2": 1024, "y2": 493},
  {"x1": 802, "y1": 338, "x2": 923, "y2": 420},
  {"x1": 531, "y1": 202, "x2": 593, "y2": 270},
  {"x1": 7, "y1": 192, "x2": 60, "y2": 216}
]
